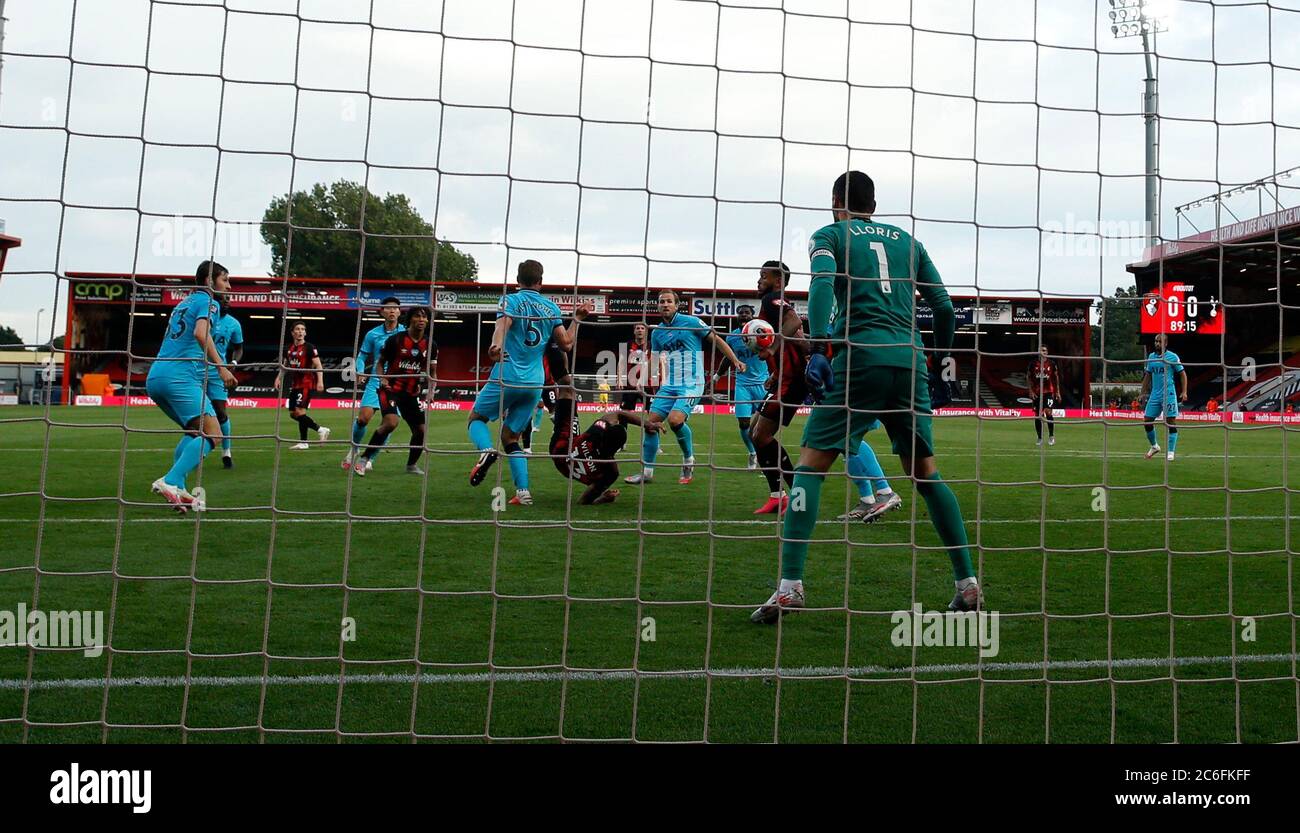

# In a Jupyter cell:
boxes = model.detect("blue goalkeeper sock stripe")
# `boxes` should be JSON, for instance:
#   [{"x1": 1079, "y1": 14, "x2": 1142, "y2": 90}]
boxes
[
  {"x1": 739, "y1": 426, "x2": 756, "y2": 454},
  {"x1": 352, "y1": 419, "x2": 367, "y2": 446},
  {"x1": 220, "y1": 418, "x2": 232, "y2": 453}
]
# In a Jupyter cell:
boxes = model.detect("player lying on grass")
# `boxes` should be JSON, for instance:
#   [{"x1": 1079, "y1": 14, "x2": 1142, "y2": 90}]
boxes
[
  {"x1": 208, "y1": 296, "x2": 243, "y2": 469},
  {"x1": 344, "y1": 296, "x2": 404, "y2": 472},
  {"x1": 625, "y1": 288, "x2": 746, "y2": 486},
  {"x1": 274, "y1": 321, "x2": 330, "y2": 450},
  {"x1": 711, "y1": 304, "x2": 768, "y2": 471},
  {"x1": 1141, "y1": 332, "x2": 1187, "y2": 462},
  {"x1": 352, "y1": 306, "x2": 437, "y2": 477},
  {"x1": 549, "y1": 385, "x2": 646, "y2": 505},
  {"x1": 145, "y1": 260, "x2": 237, "y2": 512},
  {"x1": 753, "y1": 170, "x2": 981, "y2": 624},
  {"x1": 468, "y1": 259, "x2": 589, "y2": 506}
]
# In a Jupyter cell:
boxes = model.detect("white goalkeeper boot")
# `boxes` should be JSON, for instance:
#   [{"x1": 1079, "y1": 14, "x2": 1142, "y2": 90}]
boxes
[
  {"x1": 948, "y1": 578, "x2": 983, "y2": 612},
  {"x1": 750, "y1": 581, "x2": 805, "y2": 624}
]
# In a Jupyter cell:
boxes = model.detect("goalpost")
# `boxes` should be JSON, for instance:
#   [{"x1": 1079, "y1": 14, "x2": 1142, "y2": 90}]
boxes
[{"x1": 1, "y1": 0, "x2": 1298, "y2": 744}]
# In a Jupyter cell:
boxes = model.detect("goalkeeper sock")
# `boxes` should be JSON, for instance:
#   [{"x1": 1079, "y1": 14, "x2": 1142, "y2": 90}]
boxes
[
  {"x1": 671, "y1": 421, "x2": 694, "y2": 459},
  {"x1": 642, "y1": 431, "x2": 660, "y2": 469},
  {"x1": 172, "y1": 436, "x2": 187, "y2": 464},
  {"x1": 351, "y1": 419, "x2": 367, "y2": 446},
  {"x1": 737, "y1": 418, "x2": 756, "y2": 454},
  {"x1": 1145, "y1": 426, "x2": 1157, "y2": 446},
  {"x1": 916, "y1": 472, "x2": 975, "y2": 582},
  {"x1": 505, "y1": 442, "x2": 529, "y2": 491},
  {"x1": 779, "y1": 466, "x2": 825, "y2": 581},
  {"x1": 468, "y1": 419, "x2": 493, "y2": 451},
  {"x1": 220, "y1": 418, "x2": 232, "y2": 453},
  {"x1": 1168, "y1": 428, "x2": 1178, "y2": 453},
  {"x1": 165, "y1": 435, "x2": 214, "y2": 489}
]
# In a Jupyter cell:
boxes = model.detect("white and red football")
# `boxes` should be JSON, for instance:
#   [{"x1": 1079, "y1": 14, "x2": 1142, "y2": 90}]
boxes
[{"x1": 742, "y1": 318, "x2": 776, "y2": 353}]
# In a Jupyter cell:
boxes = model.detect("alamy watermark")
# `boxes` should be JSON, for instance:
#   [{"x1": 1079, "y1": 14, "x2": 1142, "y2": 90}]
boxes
[
  {"x1": 1041, "y1": 214, "x2": 1152, "y2": 261},
  {"x1": 150, "y1": 215, "x2": 264, "y2": 269},
  {"x1": 890, "y1": 603, "x2": 1000, "y2": 658},
  {"x1": 0, "y1": 604, "x2": 105, "y2": 658}
]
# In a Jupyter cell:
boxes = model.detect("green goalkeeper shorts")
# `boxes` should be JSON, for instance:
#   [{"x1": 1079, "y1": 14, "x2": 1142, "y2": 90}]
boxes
[{"x1": 801, "y1": 360, "x2": 935, "y2": 459}]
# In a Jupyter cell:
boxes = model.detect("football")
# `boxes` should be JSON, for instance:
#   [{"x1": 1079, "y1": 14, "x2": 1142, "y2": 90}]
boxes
[{"x1": 742, "y1": 318, "x2": 776, "y2": 352}]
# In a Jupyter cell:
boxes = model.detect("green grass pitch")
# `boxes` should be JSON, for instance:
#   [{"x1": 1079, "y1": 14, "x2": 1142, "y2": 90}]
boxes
[{"x1": 0, "y1": 405, "x2": 1297, "y2": 743}]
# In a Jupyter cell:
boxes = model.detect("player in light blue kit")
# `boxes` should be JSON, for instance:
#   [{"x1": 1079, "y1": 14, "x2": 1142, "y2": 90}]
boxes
[
  {"x1": 837, "y1": 425, "x2": 902, "y2": 523},
  {"x1": 625, "y1": 288, "x2": 746, "y2": 486},
  {"x1": 714, "y1": 304, "x2": 769, "y2": 470},
  {"x1": 343, "y1": 296, "x2": 405, "y2": 472},
  {"x1": 207, "y1": 297, "x2": 244, "y2": 469},
  {"x1": 145, "y1": 260, "x2": 236, "y2": 512},
  {"x1": 1141, "y1": 332, "x2": 1188, "y2": 462},
  {"x1": 467, "y1": 260, "x2": 588, "y2": 506}
]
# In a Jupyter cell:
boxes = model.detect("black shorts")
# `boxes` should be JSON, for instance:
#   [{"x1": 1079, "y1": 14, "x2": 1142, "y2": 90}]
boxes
[
  {"x1": 288, "y1": 388, "x2": 313, "y2": 410},
  {"x1": 1038, "y1": 395, "x2": 1056, "y2": 412},
  {"x1": 379, "y1": 388, "x2": 427, "y2": 429}
]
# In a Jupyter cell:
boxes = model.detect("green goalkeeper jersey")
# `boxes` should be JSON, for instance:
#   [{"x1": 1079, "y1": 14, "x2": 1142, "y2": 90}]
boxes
[{"x1": 807, "y1": 218, "x2": 953, "y2": 370}]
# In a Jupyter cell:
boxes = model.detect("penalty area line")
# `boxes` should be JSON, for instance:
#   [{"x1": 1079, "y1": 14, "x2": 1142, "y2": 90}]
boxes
[{"x1": 2, "y1": 652, "x2": 1295, "y2": 691}]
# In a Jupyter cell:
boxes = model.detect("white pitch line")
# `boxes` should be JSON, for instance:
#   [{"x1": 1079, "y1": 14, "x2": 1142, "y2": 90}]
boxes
[
  {"x1": 2, "y1": 652, "x2": 1294, "y2": 691},
  {"x1": 0, "y1": 514, "x2": 1286, "y2": 527}
]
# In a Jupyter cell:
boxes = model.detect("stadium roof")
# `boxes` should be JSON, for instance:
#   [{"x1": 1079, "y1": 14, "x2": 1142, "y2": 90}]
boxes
[{"x1": 1130, "y1": 204, "x2": 1300, "y2": 278}]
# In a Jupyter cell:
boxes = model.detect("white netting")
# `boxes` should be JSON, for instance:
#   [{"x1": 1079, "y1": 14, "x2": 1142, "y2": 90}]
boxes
[{"x1": 0, "y1": 0, "x2": 1298, "y2": 743}]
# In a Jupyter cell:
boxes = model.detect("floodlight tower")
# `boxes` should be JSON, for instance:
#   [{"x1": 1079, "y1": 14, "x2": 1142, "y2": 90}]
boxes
[{"x1": 1109, "y1": 0, "x2": 1170, "y2": 251}]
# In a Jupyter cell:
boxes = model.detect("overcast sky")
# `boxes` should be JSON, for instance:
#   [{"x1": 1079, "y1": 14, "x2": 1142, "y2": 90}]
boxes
[{"x1": 2, "y1": 0, "x2": 1298, "y2": 342}]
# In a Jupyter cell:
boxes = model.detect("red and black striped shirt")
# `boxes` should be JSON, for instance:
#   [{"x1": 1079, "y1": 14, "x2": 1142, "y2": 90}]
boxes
[
  {"x1": 284, "y1": 342, "x2": 319, "y2": 392},
  {"x1": 759, "y1": 290, "x2": 808, "y2": 376},
  {"x1": 1029, "y1": 358, "x2": 1060, "y2": 397},
  {"x1": 378, "y1": 331, "x2": 438, "y2": 395}
]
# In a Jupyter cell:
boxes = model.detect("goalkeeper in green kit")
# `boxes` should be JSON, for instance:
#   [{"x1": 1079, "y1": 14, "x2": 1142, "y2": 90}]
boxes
[{"x1": 751, "y1": 171, "x2": 982, "y2": 623}]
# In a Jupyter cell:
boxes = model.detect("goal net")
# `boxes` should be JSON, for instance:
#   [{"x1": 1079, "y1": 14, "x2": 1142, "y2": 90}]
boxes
[{"x1": 0, "y1": 0, "x2": 1298, "y2": 744}]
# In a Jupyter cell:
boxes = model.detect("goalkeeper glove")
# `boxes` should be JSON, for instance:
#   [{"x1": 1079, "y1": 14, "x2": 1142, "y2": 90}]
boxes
[
  {"x1": 929, "y1": 376, "x2": 952, "y2": 408},
  {"x1": 805, "y1": 352, "x2": 833, "y2": 404}
]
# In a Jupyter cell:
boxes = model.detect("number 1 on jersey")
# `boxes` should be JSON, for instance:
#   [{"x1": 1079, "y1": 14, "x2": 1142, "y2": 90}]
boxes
[{"x1": 869, "y1": 241, "x2": 893, "y2": 294}]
